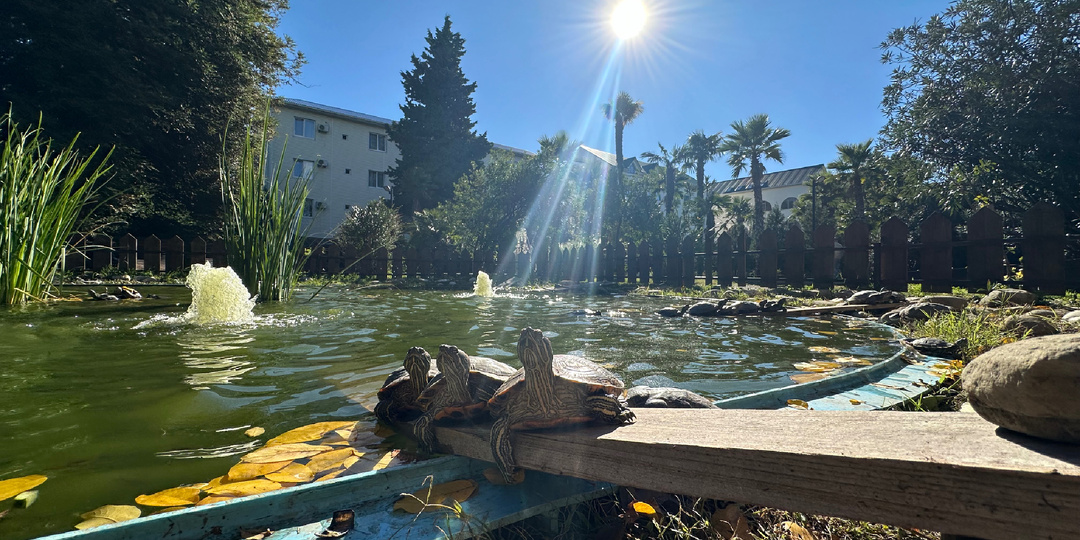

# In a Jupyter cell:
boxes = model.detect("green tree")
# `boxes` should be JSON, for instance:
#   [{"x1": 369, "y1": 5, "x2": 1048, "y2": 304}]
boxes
[
  {"x1": 335, "y1": 199, "x2": 402, "y2": 258},
  {"x1": 640, "y1": 143, "x2": 685, "y2": 215},
  {"x1": 601, "y1": 91, "x2": 644, "y2": 241},
  {"x1": 0, "y1": 0, "x2": 302, "y2": 237},
  {"x1": 682, "y1": 130, "x2": 723, "y2": 248},
  {"x1": 721, "y1": 114, "x2": 791, "y2": 236},
  {"x1": 388, "y1": 16, "x2": 491, "y2": 215},
  {"x1": 881, "y1": 0, "x2": 1080, "y2": 226},
  {"x1": 828, "y1": 139, "x2": 875, "y2": 221}
]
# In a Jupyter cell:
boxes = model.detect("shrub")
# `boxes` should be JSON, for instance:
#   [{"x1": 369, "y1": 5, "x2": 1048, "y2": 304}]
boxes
[{"x1": 335, "y1": 199, "x2": 402, "y2": 257}]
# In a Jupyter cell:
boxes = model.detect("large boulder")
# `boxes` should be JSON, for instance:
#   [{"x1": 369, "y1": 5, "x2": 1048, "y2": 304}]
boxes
[
  {"x1": 962, "y1": 334, "x2": 1080, "y2": 443},
  {"x1": 979, "y1": 288, "x2": 1038, "y2": 307},
  {"x1": 625, "y1": 386, "x2": 717, "y2": 409},
  {"x1": 1063, "y1": 310, "x2": 1080, "y2": 326},
  {"x1": 918, "y1": 295, "x2": 968, "y2": 311},
  {"x1": 1003, "y1": 313, "x2": 1058, "y2": 337}
]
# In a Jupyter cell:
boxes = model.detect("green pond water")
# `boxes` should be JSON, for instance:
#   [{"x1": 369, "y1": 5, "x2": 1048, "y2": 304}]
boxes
[{"x1": 0, "y1": 285, "x2": 898, "y2": 539}]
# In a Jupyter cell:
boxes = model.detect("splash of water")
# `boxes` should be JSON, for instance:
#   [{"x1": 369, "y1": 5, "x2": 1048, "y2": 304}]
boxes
[
  {"x1": 473, "y1": 271, "x2": 494, "y2": 297},
  {"x1": 184, "y1": 263, "x2": 256, "y2": 324}
]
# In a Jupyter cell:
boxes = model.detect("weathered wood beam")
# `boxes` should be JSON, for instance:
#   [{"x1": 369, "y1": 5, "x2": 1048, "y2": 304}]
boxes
[{"x1": 435, "y1": 410, "x2": 1080, "y2": 540}]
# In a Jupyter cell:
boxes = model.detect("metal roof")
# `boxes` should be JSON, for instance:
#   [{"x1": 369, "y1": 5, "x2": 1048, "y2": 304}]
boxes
[{"x1": 709, "y1": 164, "x2": 825, "y2": 194}]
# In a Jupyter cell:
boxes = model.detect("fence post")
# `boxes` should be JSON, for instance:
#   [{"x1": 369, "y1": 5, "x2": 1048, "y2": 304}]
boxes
[
  {"x1": 735, "y1": 228, "x2": 748, "y2": 287},
  {"x1": 783, "y1": 224, "x2": 804, "y2": 288},
  {"x1": 919, "y1": 212, "x2": 952, "y2": 293},
  {"x1": 759, "y1": 230, "x2": 778, "y2": 289},
  {"x1": 843, "y1": 220, "x2": 870, "y2": 289},
  {"x1": 626, "y1": 242, "x2": 637, "y2": 284},
  {"x1": 142, "y1": 235, "x2": 161, "y2": 273},
  {"x1": 206, "y1": 239, "x2": 227, "y2": 267},
  {"x1": 162, "y1": 236, "x2": 185, "y2": 272},
  {"x1": 88, "y1": 235, "x2": 112, "y2": 271},
  {"x1": 665, "y1": 236, "x2": 680, "y2": 287},
  {"x1": 967, "y1": 206, "x2": 1003, "y2": 291},
  {"x1": 392, "y1": 247, "x2": 405, "y2": 279},
  {"x1": 601, "y1": 242, "x2": 614, "y2": 282},
  {"x1": 638, "y1": 242, "x2": 651, "y2": 286},
  {"x1": 812, "y1": 225, "x2": 835, "y2": 290},
  {"x1": 681, "y1": 235, "x2": 695, "y2": 288},
  {"x1": 1022, "y1": 202, "x2": 1065, "y2": 294},
  {"x1": 614, "y1": 242, "x2": 626, "y2": 283},
  {"x1": 118, "y1": 233, "x2": 138, "y2": 270},
  {"x1": 880, "y1": 217, "x2": 909, "y2": 292},
  {"x1": 716, "y1": 232, "x2": 733, "y2": 288},
  {"x1": 704, "y1": 231, "x2": 714, "y2": 287},
  {"x1": 189, "y1": 237, "x2": 206, "y2": 267}
]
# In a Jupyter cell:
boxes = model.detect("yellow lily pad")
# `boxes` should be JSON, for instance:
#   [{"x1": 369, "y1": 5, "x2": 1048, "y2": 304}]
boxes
[
  {"x1": 226, "y1": 461, "x2": 292, "y2": 482},
  {"x1": 135, "y1": 486, "x2": 202, "y2": 507},
  {"x1": 205, "y1": 479, "x2": 282, "y2": 496},
  {"x1": 241, "y1": 443, "x2": 332, "y2": 464},
  {"x1": 0, "y1": 474, "x2": 48, "y2": 501},
  {"x1": 264, "y1": 463, "x2": 314, "y2": 483},
  {"x1": 266, "y1": 421, "x2": 357, "y2": 446},
  {"x1": 393, "y1": 479, "x2": 477, "y2": 513}
]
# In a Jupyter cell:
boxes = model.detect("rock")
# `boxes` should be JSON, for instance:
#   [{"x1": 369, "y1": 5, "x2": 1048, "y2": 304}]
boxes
[
  {"x1": 1063, "y1": 310, "x2": 1080, "y2": 326},
  {"x1": 687, "y1": 301, "x2": 720, "y2": 317},
  {"x1": 1023, "y1": 309, "x2": 1056, "y2": 319},
  {"x1": 878, "y1": 302, "x2": 953, "y2": 326},
  {"x1": 979, "y1": 288, "x2": 1037, "y2": 307},
  {"x1": 625, "y1": 386, "x2": 717, "y2": 409},
  {"x1": 1003, "y1": 314, "x2": 1058, "y2": 337},
  {"x1": 918, "y1": 295, "x2": 968, "y2": 311},
  {"x1": 962, "y1": 334, "x2": 1080, "y2": 443}
]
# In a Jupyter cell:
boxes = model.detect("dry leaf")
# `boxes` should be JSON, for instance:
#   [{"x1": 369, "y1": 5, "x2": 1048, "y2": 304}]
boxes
[
  {"x1": 150, "y1": 507, "x2": 186, "y2": 516},
  {"x1": 264, "y1": 463, "x2": 314, "y2": 483},
  {"x1": 226, "y1": 461, "x2": 291, "y2": 482},
  {"x1": 197, "y1": 495, "x2": 234, "y2": 506},
  {"x1": 244, "y1": 427, "x2": 265, "y2": 438},
  {"x1": 631, "y1": 501, "x2": 657, "y2": 516},
  {"x1": 786, "y1": 399, "x2": 810, "y2": 410},
  {"x1": 832, "y1": 356, "x2": 873, "y2": 366},
  {"x1": 241, "y1": 443, "x2": 332, "y2": 464},
  {"x1": 80, "y1": 504, "x2": 141, "y2": 523},
  {"x1": 266, "y1": 422, "x2": 356, "y2": 446},
  {"x1": 849, "y1": 399, "x2": 863, "y2": 405},
  {"x1": 315, "y1": 509, "x2": 354, "y2": 538},
  {"x1": 307, "y1": 448, "x2": 358, "y2": 473},
  {"x1": 0, "y1": 475, "x2": 47, "y2": 501},
  {"x1": 206, "y1": 479, "x2": 282, "y2": 496},
  {"x1": 315, "y1": 469, "x2": 346, "y2": 482},
  {"x1": 711, "y1": 505, "x2": 751, "y2": 540},
  {"x1": 393, "y1": 479, "x2": 478, "y2": 513},
  {"x1": 791, "y1": 361, "x2": 842, "y2": 373},
  {"x1": 371, "y1": 450, "x2": 398, "y2": 471},
  {"x1": 135, "y1": 486, "x2": 201, "y2": 507},
  {"x1": 782, "y1": 521, "x2": 817, "y2": 540},
  {"x1": 74, "y1": 517, "x2": 116, "y2": 530},
  {"x1": 202, "y1": 476, "x2": 228, "y2": 491},
  {"x1": 807, "y1": 346, "x2": 841, "y2": 354},
  {"x1": 817, "y1": 331, "x2": 838, "y2": 336},
  {"x1": 789, "y1": 372, "x2": 827, "y2": 384}
]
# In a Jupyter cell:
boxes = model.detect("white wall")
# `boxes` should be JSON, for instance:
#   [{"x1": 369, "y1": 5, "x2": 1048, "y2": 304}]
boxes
[{"x1": 727, "y1": 184, "x2": 808, "y2": 216}]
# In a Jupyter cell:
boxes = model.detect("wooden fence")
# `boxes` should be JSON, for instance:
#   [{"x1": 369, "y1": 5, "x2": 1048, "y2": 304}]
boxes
[{"x1": 65, "y1": 203, "x2": 1079, "y2": 294}]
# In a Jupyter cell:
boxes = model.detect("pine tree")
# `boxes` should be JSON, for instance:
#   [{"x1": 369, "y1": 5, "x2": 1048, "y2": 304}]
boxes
[{"x1": 388, "y1": 16, "x2": 491, "y2": 215}]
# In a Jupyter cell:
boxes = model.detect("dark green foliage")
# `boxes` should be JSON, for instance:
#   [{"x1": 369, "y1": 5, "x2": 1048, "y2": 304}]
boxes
[
  {"x1": 388, "y1": 16, "x2": 491, "y2": 215},
  {"x1": 0, "y1": 0, "x2": 302, "y2": 237},
  {"x1": 721, "y1": 115, "x2": 790, "y2": 237},
  {"x1": 881, "y1": 0, "x2": 1080, "y2": 227},
  {"x1": 336, "y1": 199, "x2": 403, "y2": 257},
  {"x1": 601, "y1": 92, "x2": 645, "y2": 242}
]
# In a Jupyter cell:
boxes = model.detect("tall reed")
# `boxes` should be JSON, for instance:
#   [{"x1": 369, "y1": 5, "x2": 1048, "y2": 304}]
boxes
[
  {"x1": 220, "y1": 103, "x2": 310, "y2": 302},
  {"x1": 0, "y1": 110, "x2": 110, "y2": 305}
]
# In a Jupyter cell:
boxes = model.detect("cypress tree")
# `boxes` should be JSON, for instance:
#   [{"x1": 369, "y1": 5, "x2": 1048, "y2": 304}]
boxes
[{"x1": 388, "y1": 16, "x2": 491, "y2": 215}]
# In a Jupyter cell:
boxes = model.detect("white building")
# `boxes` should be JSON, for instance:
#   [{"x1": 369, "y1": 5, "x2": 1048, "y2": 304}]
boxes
[
  {"x1": 268, "y1": 98, "x2": 527, "y2": 238},
  {"x1": 708, "y1": 164, "x2": 824, "y2": 216}
]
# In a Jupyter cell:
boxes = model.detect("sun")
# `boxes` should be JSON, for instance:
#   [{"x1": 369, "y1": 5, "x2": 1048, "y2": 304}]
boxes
[{"x1": 611, "y1": 0, "x2": 647, "y2": 40}]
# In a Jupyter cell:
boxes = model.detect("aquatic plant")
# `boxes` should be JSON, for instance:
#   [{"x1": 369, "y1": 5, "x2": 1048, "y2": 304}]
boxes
[
  {"x1": 220, "y1": 103, "x2": 310, "y2": 302},
  {"x1": 0, "y1": 109, "x2": 110, "y2": 305}
]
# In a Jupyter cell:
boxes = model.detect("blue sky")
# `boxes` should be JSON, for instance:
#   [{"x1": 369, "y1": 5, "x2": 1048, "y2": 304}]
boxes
[{"x1": 278, "y1": 0, "x2": 949, "y2": 182}]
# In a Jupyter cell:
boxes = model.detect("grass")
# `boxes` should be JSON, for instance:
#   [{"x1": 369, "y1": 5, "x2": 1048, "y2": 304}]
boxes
[
  {"x1": 220, "y1": 102, "x2": 310, "y2": 302},
  {"x1": 0, "y1": 109, "x2": 110, "y2": 305}
]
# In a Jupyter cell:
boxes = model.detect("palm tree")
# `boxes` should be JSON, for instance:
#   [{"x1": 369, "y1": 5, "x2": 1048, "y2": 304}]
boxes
[
  {"x1": 682, "y1": 130, "x2": 723, "y2": 281},
  {"x1": 828, "y1": 139, "x2": 874, "y2": 221},
  {"x1": 720, "y1": 114, "x2": 791, "y2": 236},
  {"x1": 640, "y1": 142, "x2": 685, "y2": 215},
  {"x1": 601, "y1": 91, "x2": 644, "y2": 240}
]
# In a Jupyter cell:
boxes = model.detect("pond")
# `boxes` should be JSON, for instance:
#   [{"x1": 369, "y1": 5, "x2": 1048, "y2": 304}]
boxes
[{"x1": 0, "y1": 285, "x2": 897, "y2": 539}]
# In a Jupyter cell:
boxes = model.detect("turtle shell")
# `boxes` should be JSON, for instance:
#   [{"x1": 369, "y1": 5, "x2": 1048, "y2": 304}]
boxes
[
  {"x1": 416, "y1": 355, "x2": 516, "y2": 421},
  {"x1": 488, "y1": 354, "x2": 623, "y2": 416},
  {"x1": 377, "y1": 364, "x2": 438, "y2": 401},
  {"x1": 846, "y1": 290, "x2": 878, "y2": 303},
  {"x1": 375, "y1": 363, "x2": 439, "y2": 423}
]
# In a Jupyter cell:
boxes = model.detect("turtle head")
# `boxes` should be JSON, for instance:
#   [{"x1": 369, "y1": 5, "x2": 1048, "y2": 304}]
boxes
[
  {"x1": 437, "y1": 345, "x2": 471, "y2": 398},
  {"x1": 518, "y1": 327, "x2": 553, "y2": 374},
  {"x1": 403, "y1": 347, "x2": 432, "y2": 391}
]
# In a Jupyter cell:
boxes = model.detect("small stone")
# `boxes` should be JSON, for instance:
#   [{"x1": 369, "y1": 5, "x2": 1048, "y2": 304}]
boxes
[
  {"x1": 962, "y1": 334, "x2": 1080, "y2": 443},
  {"x1": 918, "y1": 295, "x2": 968, "y2": 311},
  {"x1": 1003, "y1": 314, "x2": 1058, "y2": 338},
  {"x1": 979, "y1": 288, "x2": 1037, "y2": 307},
  {"x1": 626, "y1": 386, "x2": 717, "y2": 408},
  {"x1": 1063, "y1": 310, "x2": 1080, "y2": 326}
]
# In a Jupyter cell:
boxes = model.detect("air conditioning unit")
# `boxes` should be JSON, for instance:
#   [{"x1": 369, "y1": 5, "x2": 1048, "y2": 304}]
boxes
[
  {"x1": 316, "y1": 122, "x2": 330, "y2": 133},
  {"x1": 316, "y1": 159, "x2": 328, "y2": 168}
]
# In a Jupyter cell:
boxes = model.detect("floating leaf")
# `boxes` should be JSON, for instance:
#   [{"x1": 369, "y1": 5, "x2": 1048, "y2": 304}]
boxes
[
  {"x1": 482, "y1": 467, "x2": 525, "y2": 485},
  {"x1": 206, "y1": 479, "x2": 282, "y2": 496},
  {"x1": 266, "y1": 422, "x2": 356, "y2": 446},
  {"x1": 393, "y1": 479, "x2": 478, "y2": 513},
  {"x1": 74, "y1": 517, "x2": 116, "y2": 530},
  {"x1": 789, "y1": 373, "x2": 827, "y2": 384},
  {"x1": 832, "y1": 356, "x2": 873, "y2": 366},
  {"x1": 226, "y1": 461, "x2": 291, "y2": 482},
  {"x1": 135, "y1": 486, "x2": 201, "y2": 507},
  {"x1": 632, "y1": 501, "x2": 657, "y2": 516},
  {"x1": 80, "y1": 504, "x2": 141, "y2": 523},
  {"x1": 244, "y1": 427, "x2": 265, "y2": 438},
  {"x1": 791, "y1": 361, "x2": 842, "y2": 373},
  {"x1": 315, "y1": 469, "x2": 346, "y2": 482},
  {"x1": 786, "y1": 399, "x2": 810, "y2": 410},
  {"x1": 372, "y1": 450, "x2": 398, "y2": 472},
  {"x1": 241, "y1": 443, "x2": 331, "y2": 464},
  {"x1": 343, "y1": 455, "x2": 361, "y2": 470},
  {"x1": 307, "y1": 448, "x2": 358, "y2": 473},
  {"x1": 0, "y1": 475, "x2": 47, "y2": 501},
  {"x1": 869, "y1": 337, "x2": 890, "y2": 341},
  {"x1": 264, "y1": 463, "x2": 314, "y2": 483},
  {"x1": 151, "y1": 507, "x2": 186, "y2": 516},
  {"x1": 850, "y1": 399, "x2": 863, "y2": 405},
  {"x1": 14, "y1": 490, "x2": 38, "y2": 508},
  {"x1": 817, "y1": 331, "x2": 838, "y2": 336},
  {"x1": 807, "y1": 346, "x2": 841, "y2": 354},
  {"x1": 197, "y1": 495, "x2": 234, "y2": 506},
  {"x1": 202, "y1": 476, "x2": 228, "y2": 491}
]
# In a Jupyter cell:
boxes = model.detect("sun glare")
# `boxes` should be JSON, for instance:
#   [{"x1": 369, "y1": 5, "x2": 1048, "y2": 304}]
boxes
[{"x1": 611, "y1": 0, "x2": 647, "y2": 40}]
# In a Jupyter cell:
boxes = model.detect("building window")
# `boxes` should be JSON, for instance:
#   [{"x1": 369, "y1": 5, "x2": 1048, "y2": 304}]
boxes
[
  {"x1": 369, "y1": 133, "x2": 386, "y2": 151},
  {"x1": 303, "y1": 198, "x2": 314, "y2": 217},
  {"x1": 292, "y1": 159, "x2": 314, "y2": 179},
  {"x1": 345, "y1": 168, "x2": 351, "y2": 174},
  {"x1": 781, "y1": 197, "x2": 797, "y2": 210},
  {"x1": 761, "y1": 201, "x2": 773, "y2": 212},
  {"x1": 294, "y1": 117, "x2": 315, "y2": 139},
  {"x1": 368, "y1": 170, "x2": 386, "y2": 187},
  {"x1": 342, "y1": 134, "x2": 348, "y2": 140}
]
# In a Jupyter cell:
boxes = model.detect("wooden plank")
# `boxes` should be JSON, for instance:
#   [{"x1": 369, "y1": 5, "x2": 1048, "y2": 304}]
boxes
[
  {"x1": 967, "y1": 207, "x2": 1003, "y2": 291},
  {"x1": 758, "y1": 229, "x2": 778, "y2": 288},
  {"x1": 783, "y1": 224, "x2": 805, "y2": 288},
  {"x1": 716, "y1": 231, "x2": 733, "y2": 288},
  {"x1": 1022, "y1": 202, "x2": 1065, "y2": 294},
  {"x1": 434, "y1": 410, "x2": 1080, "y2": 540},
  {"x1": 879, "y1": 217, "x2": 908, "y2": 292},
  {"x1": 920, "y1": 212, "x2": 953, "y2": 293},
  {"x1": 842, "y1": 220, "x2": 870, "y2": 289},
  {"x1": 812, "y1": 224, "x2": 834, "y2": 289}
]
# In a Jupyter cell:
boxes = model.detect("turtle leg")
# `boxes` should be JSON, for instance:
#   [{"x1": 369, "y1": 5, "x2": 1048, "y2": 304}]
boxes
[
  {"x1": 585, "y1": 395, "x2": 636, "y2": 425},
  {"x1": 374, "y1": 400, "x2": 392, "y2": 425},
  {"x1": 490, "y1": 415, "x2": 521, "y2": 484},
  {"x1": 413, "y1": 411, "x2": 438, "y2": 452}
]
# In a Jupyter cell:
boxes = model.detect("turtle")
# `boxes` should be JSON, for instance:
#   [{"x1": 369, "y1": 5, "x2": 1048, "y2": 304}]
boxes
[
  {"x1": 374, "y1": 347, "x2": 439, "y2": 425},
  {"x1": 721, "y1": 300, "x2": 760, "y2": 316},
  {"x1": 687, "y1": 301, "x2": 722, "y2": 317},
  {"x1": 412, "y1": 345, "x2": 516, "y2": 451},
  {"x1": 487, "y1": 328, "x2": 635, "y2": 484},
  {"x1": 657, "y1": 304, "x2": 689, "y2": 317},
  {"x1": 900, "y1": 337, "x2": 968, "y2": 359},
  {"x1": 115, "y1": 286, "x2": 142, "y2": 299},
  {"x1": 625, "y1": 386, "x2": 717, "y2": 409},
  {"x1": 847, "y1": 289, "x2": 905, "y2": 305},
  {"x1": 758, "y1": 298, "x2": 788, "y2": 313}
]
